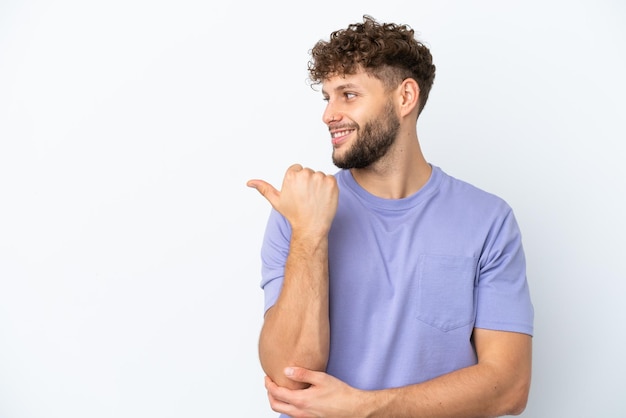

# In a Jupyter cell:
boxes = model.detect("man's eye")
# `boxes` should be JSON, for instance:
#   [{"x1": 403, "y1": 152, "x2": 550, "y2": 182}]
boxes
[{"x1": 345, "y1": 92, "x2": 356, "y2": 99}]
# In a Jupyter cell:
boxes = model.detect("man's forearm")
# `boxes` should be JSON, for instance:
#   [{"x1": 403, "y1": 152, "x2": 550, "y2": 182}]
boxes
[
  {"x1": 362, "y1": 364, "x2": 524, "y2": 417},
  {"x1": 258, "y1": 233, "x2": 331, "y2": 389},
  {"x1": 362, "y1": 331, "x2": 532, "y2": 418}
]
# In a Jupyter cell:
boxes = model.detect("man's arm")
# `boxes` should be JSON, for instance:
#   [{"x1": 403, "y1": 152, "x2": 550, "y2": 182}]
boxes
[
  {"x1": 265, "y1": 328, "x2": 532, "y2": 417},
  {"x1": 364, "y1": 328, "x2": 532, "y2": 417},
  {"x1": 259, "y1": 231, "x2": 330, "y2": 389},
  {"x1": 248, "y1": 164, "x2": 338, "y2": 390}
]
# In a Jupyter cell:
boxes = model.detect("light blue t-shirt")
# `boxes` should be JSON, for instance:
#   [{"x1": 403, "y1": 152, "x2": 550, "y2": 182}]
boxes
[{"x1": 260, "y1": 165, "x2": 533, "y2": 394}]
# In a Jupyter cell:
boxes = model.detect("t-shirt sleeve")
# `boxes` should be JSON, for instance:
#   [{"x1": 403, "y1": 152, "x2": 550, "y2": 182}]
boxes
[
  {"x1": 475, "y1": 207, "x2": 534, "y2": 336},
  {"x1": 259, "y1": 209, "x2": 292, "y2": 314}
]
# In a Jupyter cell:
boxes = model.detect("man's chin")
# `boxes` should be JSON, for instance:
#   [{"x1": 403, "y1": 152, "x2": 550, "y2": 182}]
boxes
[{"x1": 332, "y1": 156, "x2": 349, "y2": 169}]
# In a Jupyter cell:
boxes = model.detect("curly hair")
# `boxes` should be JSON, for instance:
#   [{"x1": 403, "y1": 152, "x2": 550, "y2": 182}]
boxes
[{"x1": 308, "y1": 15, "x2": 436, "y2": 114}]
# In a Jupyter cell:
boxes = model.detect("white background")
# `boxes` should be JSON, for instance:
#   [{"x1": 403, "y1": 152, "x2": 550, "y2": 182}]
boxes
[{"x1": 1, "y1": 1, "x2": 624, "y2": 417}]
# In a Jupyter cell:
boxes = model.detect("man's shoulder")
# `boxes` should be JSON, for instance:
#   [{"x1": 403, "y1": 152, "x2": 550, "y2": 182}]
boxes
[{"x1": 437, "y1": 167, "x2": 512, "y2": 212}]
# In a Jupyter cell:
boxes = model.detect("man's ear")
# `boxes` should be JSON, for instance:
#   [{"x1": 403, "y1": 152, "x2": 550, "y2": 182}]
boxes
[{"x1": 398, "y1": 78, "x2": 420, "y2": 118}]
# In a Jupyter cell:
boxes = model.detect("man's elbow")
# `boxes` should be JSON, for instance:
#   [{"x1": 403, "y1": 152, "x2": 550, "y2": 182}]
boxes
[
  {"x1": 259, "y1": 346, "x2": 326, "y2": 390},
  {"x1": 501, "y1": 375, "x2": 531, "y2": 416},
  {"x1": 259, "y1": 357, "x2": 309, "y2": 390}
]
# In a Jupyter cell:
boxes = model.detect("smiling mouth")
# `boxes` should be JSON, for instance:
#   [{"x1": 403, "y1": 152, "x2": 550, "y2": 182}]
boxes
[
  {"x1": 331, "y1": 131, "x2": 354, "y2": 146},
  {"x1": 331, "y1": 129, "x2": 354, "y2": 139}
]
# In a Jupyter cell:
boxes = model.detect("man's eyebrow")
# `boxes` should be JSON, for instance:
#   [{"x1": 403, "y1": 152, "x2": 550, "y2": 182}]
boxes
[{"x1": 321, "y1": 83, "x2": 361, "y2": 96}]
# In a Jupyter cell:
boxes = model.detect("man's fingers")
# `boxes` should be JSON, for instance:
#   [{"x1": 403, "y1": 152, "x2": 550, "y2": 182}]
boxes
[
  {"x1": 284, "y1": 366, "x2": 320, "y2": 386},
  {"x1": 247, "y1": 179, "x2": 280, "y2": 207},
  {"x1": 286, "y1": 163, "x2": 304, "y2": 172}
]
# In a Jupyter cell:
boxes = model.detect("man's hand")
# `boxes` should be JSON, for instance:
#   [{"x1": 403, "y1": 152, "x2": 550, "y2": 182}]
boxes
[
  {"x1": 265, "y1": 367, "x2": 367, "y2": 418},
  {"x1": 247, "y1": 164, "x2": 339, "y2": 237}
]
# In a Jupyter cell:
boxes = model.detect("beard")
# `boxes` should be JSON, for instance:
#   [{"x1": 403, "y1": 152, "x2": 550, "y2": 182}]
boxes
[{"x1": 332, "y1": 100, "x2": 400, "y2": 170}]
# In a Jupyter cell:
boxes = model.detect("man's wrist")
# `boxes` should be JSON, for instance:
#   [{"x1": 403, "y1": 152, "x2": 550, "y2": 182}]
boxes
[{"x1": 356, "y1": 388, "x2": 388, "y2": 418}]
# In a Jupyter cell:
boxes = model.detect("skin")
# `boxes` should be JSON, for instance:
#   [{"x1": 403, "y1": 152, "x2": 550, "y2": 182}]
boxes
[{"x1": 247, "y1": 69, "x2": 532, "y2": 417}]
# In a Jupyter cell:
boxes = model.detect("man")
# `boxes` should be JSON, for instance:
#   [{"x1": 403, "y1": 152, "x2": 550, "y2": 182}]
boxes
[{"x1": 247, "y1": 15, "x2": 534, "y2": 418}]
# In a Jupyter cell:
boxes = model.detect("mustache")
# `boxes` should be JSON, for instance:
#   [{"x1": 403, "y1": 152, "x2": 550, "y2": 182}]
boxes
[{"x1": 328, "y1": 122, "x2": 359, "y2": 132}]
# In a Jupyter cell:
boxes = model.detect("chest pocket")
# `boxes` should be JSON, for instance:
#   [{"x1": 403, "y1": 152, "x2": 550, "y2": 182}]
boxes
[{"x1": 416, "y1": 254, "x2": 477, "y2": 332}]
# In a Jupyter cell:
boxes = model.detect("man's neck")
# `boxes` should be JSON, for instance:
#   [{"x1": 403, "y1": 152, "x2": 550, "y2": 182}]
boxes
[{"x1": 350, "y1": 136, "x2": 431, "y2": 199}]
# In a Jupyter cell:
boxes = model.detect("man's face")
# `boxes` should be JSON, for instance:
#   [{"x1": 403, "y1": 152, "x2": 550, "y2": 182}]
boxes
[{"x1": 321, "y1": 72, "x2": 400, "y2": 169}]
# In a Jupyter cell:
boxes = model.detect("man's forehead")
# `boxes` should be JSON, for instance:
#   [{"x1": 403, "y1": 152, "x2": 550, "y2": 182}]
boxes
[{"x1": 321, "y1": 72, "x2": 377, "y2": 94}]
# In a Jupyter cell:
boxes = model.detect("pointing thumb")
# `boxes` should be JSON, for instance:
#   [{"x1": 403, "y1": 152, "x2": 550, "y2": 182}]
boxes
[{"x1": 246, "y1": 179, "x2": 280, "y2": 207}]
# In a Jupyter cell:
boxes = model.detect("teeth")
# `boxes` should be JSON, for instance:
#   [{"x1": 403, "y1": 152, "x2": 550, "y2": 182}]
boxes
[{"x1": 332, "y1": 130, "x2": 351, "y2": 139}]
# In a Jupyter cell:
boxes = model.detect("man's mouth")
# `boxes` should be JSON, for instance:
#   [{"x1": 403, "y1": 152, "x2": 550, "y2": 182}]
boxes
[
  {"x1": 331, "y1": 128, "x2": 355, "y2": 145},
  {"x1": 331, "y1": 129, "x2": 354, "y2": 139}
]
